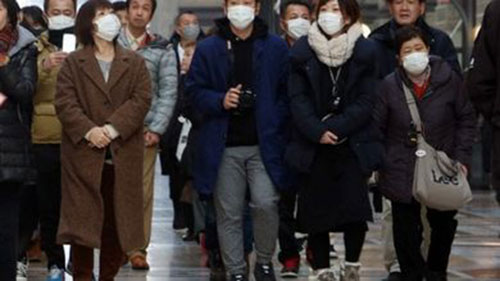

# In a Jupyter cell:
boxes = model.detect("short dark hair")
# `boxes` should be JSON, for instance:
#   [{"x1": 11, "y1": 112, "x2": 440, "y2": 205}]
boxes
[
  {"x1": 112, "y1": 1, "x2": 127, "y2": 12},
  {"x1": 0, "y1": 0, "x2": 19, "y2": 28},
  {"x1": 126, "y1": 0, "x2": 157, "y2": 15},
  {"x1": 21, "y1": 6, "x2": 48, "y2": 29},
  {"x1": 75, "y1": 0, "x2": 113, "y2": 46},
  {"x1": 280, "y1": 0, "x2": 312, "y2": 18},
  {"x1": 315, "y1": 0, "x2": 360, "y2": 29},
  {"x1": 175, "y1": 10, "x2": 196, "y2": 26},
  {"x1": 395, "y1": 25, "x2": 430, "y2": 54},
  {"x1": 43, "y1": 0, "x2": 77, "y2": 13}
]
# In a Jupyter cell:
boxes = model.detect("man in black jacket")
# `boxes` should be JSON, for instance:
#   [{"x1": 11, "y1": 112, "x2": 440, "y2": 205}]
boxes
[
  {"x1": 370, "y1": 0, "x2": 460, "y2": 79},
  {"x1": 369, "y1": 1, "x2": 460, "y2": 280},
  {"x1": 468, "y1": 0, "x2": 500, "y2": 204}
]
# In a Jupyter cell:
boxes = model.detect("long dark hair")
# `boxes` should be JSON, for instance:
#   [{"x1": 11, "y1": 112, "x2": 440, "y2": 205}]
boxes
[{"x1": 0, "y1": 0, "x2": 20, "y2": 28}]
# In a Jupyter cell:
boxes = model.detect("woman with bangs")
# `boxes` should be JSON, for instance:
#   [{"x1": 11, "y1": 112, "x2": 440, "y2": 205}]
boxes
[{"x1": 55, "y1": 0, "x2": 151, "y2": 279}]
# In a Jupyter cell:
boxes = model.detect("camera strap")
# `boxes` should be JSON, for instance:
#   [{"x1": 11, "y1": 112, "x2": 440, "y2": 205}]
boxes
[
  {"x1": 226, "y1": 40, "x2": 236, "y2": 88},
  {"x1": 328, "y1": 66, "x2": 343, "y2": 108}
]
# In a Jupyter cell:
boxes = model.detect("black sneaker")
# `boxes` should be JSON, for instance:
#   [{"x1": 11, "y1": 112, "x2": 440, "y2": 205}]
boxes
[
  {"x1": 230, "y1": 274, "x2": 248, "y2": 281},
  {"x1": 254, "y1": 263, "x2": 276, "y2": 281}
]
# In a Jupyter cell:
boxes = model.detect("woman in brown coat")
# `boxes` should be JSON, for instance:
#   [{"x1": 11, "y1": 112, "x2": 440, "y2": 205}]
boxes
[{"x1": 54, "y1": 0, "x2": 151, "y2": 279}]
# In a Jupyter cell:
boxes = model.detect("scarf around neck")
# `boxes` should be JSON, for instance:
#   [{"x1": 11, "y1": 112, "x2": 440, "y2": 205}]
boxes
[
  {"x1": 308, "y1": 21, "x2": 363, "y2": 67},
  {"x1": 0, "y1": 25, "x2": 18, "y2": 54}
]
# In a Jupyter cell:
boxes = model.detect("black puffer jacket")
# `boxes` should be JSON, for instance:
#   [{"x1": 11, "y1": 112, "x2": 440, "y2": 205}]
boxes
[
  {"x1": 0, "y1": 26, "x2": 38, "y2": 184},
  {"x1": 285, "y1": 35, "x2": 383, "y2": 175},
  {"x1": 374, "y1": 57, "x2": 476, "y2": 203}
]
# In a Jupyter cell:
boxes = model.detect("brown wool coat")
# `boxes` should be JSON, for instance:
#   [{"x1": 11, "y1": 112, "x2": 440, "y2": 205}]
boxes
[{"x1": 55, "y1": 45, "x2": 152, "y2": 251}]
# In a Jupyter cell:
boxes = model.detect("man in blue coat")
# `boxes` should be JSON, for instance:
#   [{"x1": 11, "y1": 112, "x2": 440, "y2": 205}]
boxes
[{"x1": 185, "y1": 0, "x2": 290, "y2": 280}]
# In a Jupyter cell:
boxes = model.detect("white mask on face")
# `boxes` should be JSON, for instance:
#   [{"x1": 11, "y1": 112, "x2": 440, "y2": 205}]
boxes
[
  {"x1": 403, "y1": 52, "x2": 430, "y2": 76},
  {"x1": 227, "y1": 5, "x2": 255, "y2": 30},
  {"x1": 48, "y1": 15, "x2": 75, "y2": 30},
  {"x1": 287, "y1": 18, "x2": 311, "y2": 40},
  {"x1": 95, "y1": 14, "x2": 122, "y2": 42},
  {"x1": 317, "y1": 12, "x2": 344, "y2": 36}
]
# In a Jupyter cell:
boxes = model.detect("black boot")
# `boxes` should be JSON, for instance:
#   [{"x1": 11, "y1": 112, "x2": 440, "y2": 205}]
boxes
[{"x1": 209, "y1": 250, "x2": 226, "y2": 281}]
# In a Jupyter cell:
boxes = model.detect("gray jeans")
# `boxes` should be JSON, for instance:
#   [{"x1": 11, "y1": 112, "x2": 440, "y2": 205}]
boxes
[{"x1": 214, "y1": 146, "x2": 280, "y2": 275}]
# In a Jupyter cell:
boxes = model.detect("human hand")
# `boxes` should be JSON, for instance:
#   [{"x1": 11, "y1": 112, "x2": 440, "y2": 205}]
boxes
[
  {"x1": 87, "y1": 127, "x2": 111, "y2": 149},
  {"x1": 319, "y1": 131, "x2": 338, "y2": 145},
  {"x1": 144, "y1": 131, "x2": 161, "y2": 147},
  {"x1": 223, "y1": 84, "x2": 242, "y2": 110},
  {"x1": 42, "y1": 51, "x2": 69, "y2": 71},
  {"x1": 0, "y1": 92, "x2": 7, "y2": 108}
]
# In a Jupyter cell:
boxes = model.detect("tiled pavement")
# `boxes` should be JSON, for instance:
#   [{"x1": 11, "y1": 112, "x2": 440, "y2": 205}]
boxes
[{"x1": 28, "y1": 162, "x2": 500, "y2": 280}]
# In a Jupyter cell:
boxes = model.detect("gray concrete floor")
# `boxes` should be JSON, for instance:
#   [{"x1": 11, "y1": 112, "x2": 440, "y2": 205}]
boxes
[{"x1": 28, "y1": 161, "x2": 500, "y2": 280}]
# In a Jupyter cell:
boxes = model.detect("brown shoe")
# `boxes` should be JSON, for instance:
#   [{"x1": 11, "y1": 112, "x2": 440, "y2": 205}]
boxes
[
  {"x1": 27, "y1": 238, "x2": 43, "y2": 262},
  {"x1": 130, "y1": 255, "x2": 150, "y2": 270}
]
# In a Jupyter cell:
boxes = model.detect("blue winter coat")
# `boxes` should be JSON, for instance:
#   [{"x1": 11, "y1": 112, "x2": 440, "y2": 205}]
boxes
[{"x1": 185, "y1": 28, "x2": 291, "y2": 196}]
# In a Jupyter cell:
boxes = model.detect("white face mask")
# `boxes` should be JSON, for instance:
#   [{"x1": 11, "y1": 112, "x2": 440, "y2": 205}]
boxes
[
  {"x1": 227, "y1": 5, "x2": 255, "y2": 30},
  {"x1": 48, "y1": 15, "x2": 75, "y2": 30},
  {"x1": 287, "y1": 18, "x2": 311, "y2": 40},
  {"x1": 403, "y1": 52, "x2": 430, "y2": 76},
  {"x1": 317, "y1": 12, "x2": 344, "y2": 36},
  {"x1": 95, "y1": 14, "x2": 122, "y2": 42}
]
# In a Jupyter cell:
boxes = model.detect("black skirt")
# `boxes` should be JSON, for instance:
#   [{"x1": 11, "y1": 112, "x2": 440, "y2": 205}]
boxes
[{"x1": 298, "y1": 143, "x2": 372, "y2": 234}]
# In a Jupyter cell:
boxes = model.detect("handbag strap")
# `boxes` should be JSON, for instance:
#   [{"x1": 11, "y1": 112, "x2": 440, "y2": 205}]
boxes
[{"x1": 402, "y1": 83, "x2": 424, "y2": 134}]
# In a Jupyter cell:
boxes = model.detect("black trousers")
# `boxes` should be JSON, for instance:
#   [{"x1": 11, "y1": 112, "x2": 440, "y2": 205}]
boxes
[
  {"x1": 33, "y1": 144, "x2": 65, "y2": 269},
  {"x1": 392, "y1": 201, "x2": 457, "y2": 281},
  {"x1": 18, "y1": 184, "x2": 39, "y2": 260},
  {"x1": 278, "y1": 188, "x2": 300, "y2": 263},
  {"x1": 0, "y1": 183, "x2": 22, "y2": 281},
  {"x1": 307, "y1": 222, "x2": 367, "y2": 270}
]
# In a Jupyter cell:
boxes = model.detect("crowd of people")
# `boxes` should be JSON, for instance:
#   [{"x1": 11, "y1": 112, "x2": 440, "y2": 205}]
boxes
[{"x1": 0, "y1": 0, "x2": 498, "y2": 281}]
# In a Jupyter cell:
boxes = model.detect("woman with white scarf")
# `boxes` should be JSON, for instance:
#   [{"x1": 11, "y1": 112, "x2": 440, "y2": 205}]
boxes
[{"x1": 285, "y1": 0, "x2": 381, "y2": 280}]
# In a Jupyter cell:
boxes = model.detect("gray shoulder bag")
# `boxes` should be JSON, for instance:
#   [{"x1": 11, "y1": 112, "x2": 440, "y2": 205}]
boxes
[{"x1": 403, "y1": 84, "x2": 472, "y2": 211}]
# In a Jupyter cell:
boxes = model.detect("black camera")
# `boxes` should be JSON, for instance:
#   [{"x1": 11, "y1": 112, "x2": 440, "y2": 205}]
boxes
[
  {"x1": 233, "y1": 89, "x2": 256, "y2": 115},
  {"x1": 328, "y1": 96, "x2": 341, "y2": 115},
  {"x1": 406, "y1": 123, "x2": 418, "y2": 148}
]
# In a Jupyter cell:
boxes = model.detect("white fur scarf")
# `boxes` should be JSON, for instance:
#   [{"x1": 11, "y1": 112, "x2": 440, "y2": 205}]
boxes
[{"x1": 308, "y1": 21, "x2": 363, "y2": 67}]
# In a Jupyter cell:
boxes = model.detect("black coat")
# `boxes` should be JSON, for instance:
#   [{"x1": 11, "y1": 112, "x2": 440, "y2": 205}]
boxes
[
  {"x1": 285, "y1": 36, "x2": 383, "y2": 176},
  {"x1": 467, "y1": 0, "x2": 500, "y2": 191},
  {"x1": 375, "y1": 57, "x2": 476, "y2": 203},
  {"x1": 369, "y1": 18, "x2": 461, "y2": 79},
  {"x1": 0, "y1": 27, "x2": 38, "y2": 185},
  {"x1": 287, "y1": 36, "x2": 381, "y2": 233}
]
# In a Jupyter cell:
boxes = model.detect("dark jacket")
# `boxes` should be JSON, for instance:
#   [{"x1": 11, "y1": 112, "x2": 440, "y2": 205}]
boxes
[
  {"x1": 370, "y1": 18, "x2": 461, "y2": 79},
  {"x1": 468, "y1": 0, "x2": 500, "y2": 123},
  {"x1": 374, "y1": 57, "x2": 476, "y2": 203},
  {"x1": 185, "y1": 17, "x2": 291, "y2": 196},
  {"x1": 285, "y1": 36, "x2": 383, "y2": 176},
  {"x1": 0, "y1": 26, "x2": 38, "y2": 185},
  {"x1": 467, "y1": 0, "x2": 500, "y2": 192}
]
